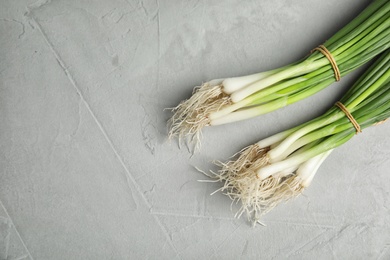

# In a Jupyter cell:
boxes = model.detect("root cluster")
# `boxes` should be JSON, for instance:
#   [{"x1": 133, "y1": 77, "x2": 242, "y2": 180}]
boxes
[
  {"x1": 212, "y1": 144, "x2": 304, "y2": 225},
  {"x1": 168, "y1": 82, "x2": 231, "y2": 151}
]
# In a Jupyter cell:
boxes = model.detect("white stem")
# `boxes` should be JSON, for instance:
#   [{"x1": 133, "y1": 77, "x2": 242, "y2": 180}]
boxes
[
  {"x1": 257, "y1": 152, "x2": 312, "y2": 179},
  {"x1": 278, "y1": 165, "x2": 298, "y2": 176},
  {"x1": 257, "y1": 131, "x2": 292, "y2": 148},
  {"x1": 230, "y1": 59, "x2": 328, "y2": 103},
  {"x1": 208, "y1": 98, "x2": 252, "y2": 120},
  {"x1": 209, "y1": 107, "x2": 262, "y2": 126},
  {"x1": 297, "y1": 150, "x2": 333, "y2": 187},
  {"x1": 208, "y1": 78, "x2": 225, "y2": 86},
  {"x1": 209, "y1": 77, "x2": 306, "y2": 121},
  {"x1": 211, "y1": 96, "x2": 289, "y2": 126},
  {"x1": 270, "y1": 138, "x2": 309, "y2": 163},
  {"x1": 222, "y1": 71, "x2": 277, "y2": 94},
  {"x1": 268, "y1": 122, "x2": 323, "y2": 160},
  {"x1": 295, "y1": 154, "x2": 322, "y2": 185},
  {"x1": 270, "y1": 140, "x2": 282, "y2": 149}
]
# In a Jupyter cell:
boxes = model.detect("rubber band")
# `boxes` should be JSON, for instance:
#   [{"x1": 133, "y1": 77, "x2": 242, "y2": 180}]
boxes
[
  {"x1": 335, "y1": 101, "x2": 361, "y2": 134},
  {"x1": 312, "y1": 45, "x2": 341, "y2": 81}
]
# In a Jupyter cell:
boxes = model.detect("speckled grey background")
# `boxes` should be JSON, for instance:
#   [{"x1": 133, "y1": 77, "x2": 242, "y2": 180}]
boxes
[{"x1": 1, "y1": 0, "x2": 389, "y2": 259}]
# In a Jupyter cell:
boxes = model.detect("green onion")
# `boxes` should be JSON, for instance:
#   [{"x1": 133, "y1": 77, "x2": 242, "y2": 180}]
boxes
[
  {"x1": 208, "y1": 49, "x2": 390, "y2": 225},
  {"x1": 168, "y1": 0, "x2": 390, "y2": 150}
]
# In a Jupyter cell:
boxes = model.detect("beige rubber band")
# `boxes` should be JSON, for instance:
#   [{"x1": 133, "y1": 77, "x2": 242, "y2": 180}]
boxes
[
  {"x1": 335, "y1": 101, "x2": 361, "y2": 134},
  {"x1": 312, "y1": 45, "x2": 341, "y2": 81}
]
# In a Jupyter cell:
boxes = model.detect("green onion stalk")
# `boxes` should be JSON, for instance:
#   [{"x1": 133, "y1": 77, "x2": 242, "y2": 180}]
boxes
[
  {"x1": 206, "y1": 49, "x2": 390, "y2": 225},
  {"x1": 168, "y1": 0, "x2": 390, "y2": 150}
]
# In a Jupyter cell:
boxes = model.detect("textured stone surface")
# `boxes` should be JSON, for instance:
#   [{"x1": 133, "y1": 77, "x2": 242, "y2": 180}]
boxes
[{"x1": 1, "y1": 0, "x2": 389, "y2": 259}]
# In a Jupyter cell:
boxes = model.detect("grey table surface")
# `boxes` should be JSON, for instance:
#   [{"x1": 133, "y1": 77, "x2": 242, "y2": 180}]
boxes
[{"x1": 1, "y1": 0, "x2": 390, "y2": 259}]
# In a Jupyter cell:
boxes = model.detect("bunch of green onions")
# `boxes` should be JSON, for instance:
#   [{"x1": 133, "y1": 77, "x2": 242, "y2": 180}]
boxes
[
  {"x1": 206, "y1": 49, "x2": 390, "y2": 225},
  {"x1": 169, "y1": 0, "x2": 390, "y2": 150}
]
